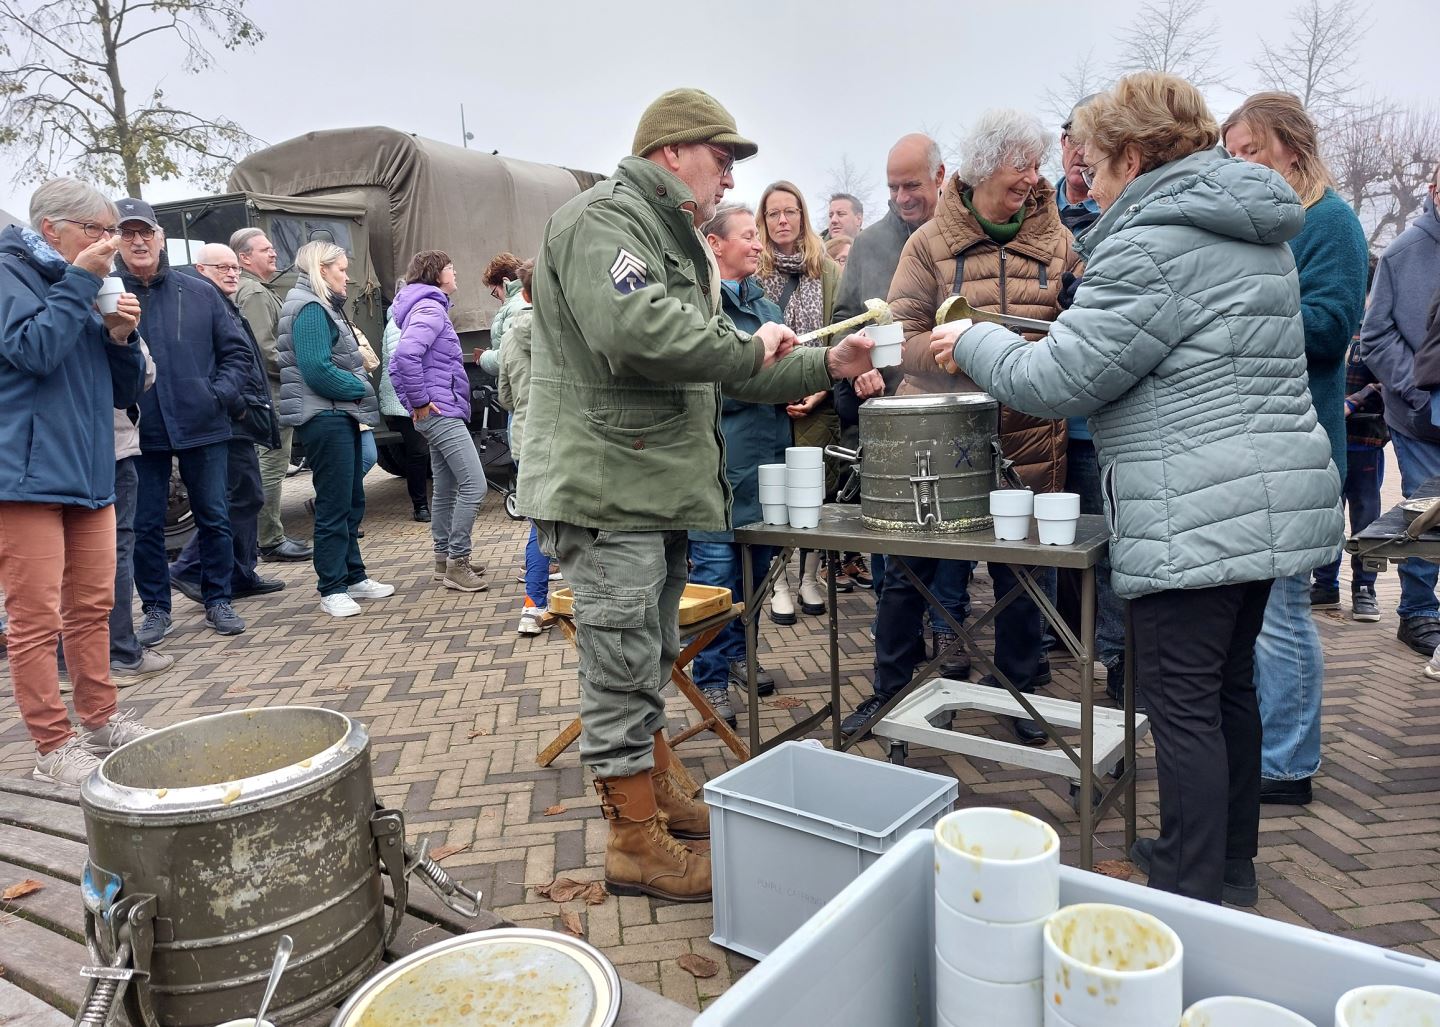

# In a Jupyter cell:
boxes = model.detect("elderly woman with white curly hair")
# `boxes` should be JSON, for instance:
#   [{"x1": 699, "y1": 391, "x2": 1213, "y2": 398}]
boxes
[{"x1": 841, "y1": 108, "x2": 1078, "y2": 744}]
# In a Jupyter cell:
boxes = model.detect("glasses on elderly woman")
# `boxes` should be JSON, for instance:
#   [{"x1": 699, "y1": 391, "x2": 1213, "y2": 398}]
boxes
[
  {"x1": 56, "y1": 219, "x2": 118, "y2": 240},
  {"x1": 1080, "y1": 154, "x2": 1111, "y2": 190}
]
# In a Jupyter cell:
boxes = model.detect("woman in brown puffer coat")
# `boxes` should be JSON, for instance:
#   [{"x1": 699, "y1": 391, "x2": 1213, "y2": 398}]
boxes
[{"x1": 856, "y1": 108, "x2": 1077, "y2": 746}]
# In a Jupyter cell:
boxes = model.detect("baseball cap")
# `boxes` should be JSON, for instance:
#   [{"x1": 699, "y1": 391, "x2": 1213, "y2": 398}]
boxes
[{"x1": 115, "y1": 197, "x2": 159, "y2": 228}]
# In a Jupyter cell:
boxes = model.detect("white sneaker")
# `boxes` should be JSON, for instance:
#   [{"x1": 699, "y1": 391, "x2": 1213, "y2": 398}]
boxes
[
  {"x1": 348, "y1": 578, "x2": 395, "y2": 600},
  {"x1": 517, "y1": 606, "x2": 553, "y2": 636},
  {"x1": 34, "y1": 737, "x2": 102, "y2": 788},
  {"x1": 82, "y1": 708, "x2": 153, "y2": 754},
  {"x1": 321, "y1": 593, "x2": 363, "y2": 617}
]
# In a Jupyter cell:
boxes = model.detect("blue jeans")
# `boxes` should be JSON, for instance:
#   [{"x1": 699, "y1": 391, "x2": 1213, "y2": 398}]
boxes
[
  {"x1": 360, "y1": 429, "x2": 377, "y2": 477},
  {"x1": 1068, "y1": 439, "x2": 1126, "y2": 665},
  {"x1": 171, "y1": 439, "x2": 266, "y2": 593},
  {"x1": 297, "y1": 413, "x2": 368, "y2": 596},
  {"x1": 929, "y1": 560, "x2": 973, "y2": 633},
  {"x1": 688, "y1": 540, "x2": 775, "y2": 688},
  {"x1": 1254, "y1": 570, "x2": 1324, "y2": 780},
  {"x1": 110, "y1": 458, "x2": 141, "y2": 666},
  {"x1": 134, "y1": 442, "x2": 232, "y2": 614},
  {"x1": 525, "y1": 522, "x2": 549, "y2": 608},
  {"x1": 1390, "y1": 431, "x2": 1440, "y2": 620},
  {"x1": 1313, "y1": 446, "x2": 1384, "y2": 592}
]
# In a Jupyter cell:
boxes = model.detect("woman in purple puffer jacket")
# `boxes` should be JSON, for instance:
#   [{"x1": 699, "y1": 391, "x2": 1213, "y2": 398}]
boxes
[{"x1": 389, "y1": 250, "x2": 488, "y2": 592}]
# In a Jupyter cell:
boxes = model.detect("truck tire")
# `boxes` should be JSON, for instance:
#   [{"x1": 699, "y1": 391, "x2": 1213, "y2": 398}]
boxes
[
  {"x1": 165, "y1": 463, "x2": 196, "y2": 556},
  {"x1": 375, "y1": 441, "x2": 407, "y2": 478}
]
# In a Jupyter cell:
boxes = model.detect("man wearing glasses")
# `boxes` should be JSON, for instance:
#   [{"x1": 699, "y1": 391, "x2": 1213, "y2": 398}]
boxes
[
  {"x1": 518, "y1": 88, "x2": 875, "y2": 903},
  {"x1": 169, "y1": 243, "x2": 283, "y2": 610},
  {"x1": 114, "y1": 198, "x2": 255, "y2": 642}
]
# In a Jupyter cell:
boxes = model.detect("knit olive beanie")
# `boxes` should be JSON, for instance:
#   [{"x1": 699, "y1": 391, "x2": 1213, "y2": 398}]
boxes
[{"x1": 631, "y1": 88, "x2": 758, "y2": 161}]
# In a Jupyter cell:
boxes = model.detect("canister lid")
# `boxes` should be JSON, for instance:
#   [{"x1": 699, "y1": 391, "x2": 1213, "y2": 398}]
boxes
[
  {"x1": 863, "y1": 392, "x2": 997, "y2": 411},
  {"x1": 331, "y1": 928, "x2": 622, "y2": 1027}
]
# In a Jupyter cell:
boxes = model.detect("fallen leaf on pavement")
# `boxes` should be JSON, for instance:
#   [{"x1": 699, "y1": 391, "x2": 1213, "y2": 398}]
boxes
[
  {"x1": 560, "y1": 910, "x2": 584, "y2": 937},
  {"x1": 1, "y1": 879, "x2": 43, "y2": 901},
  {"x1": 1093, "y1": 860, "x2": 1133, "y2": 881},
  {"x1": 582, "y1": 881, "x2": 608, "y2": 905},
  {"x1": 766, "y1": 697, "x2": 806, "y2": 709},
  {"x1": 543, "y1": 805, "x2": 567, "y2": 816},
  {"x1": 677, "y1": 953, "x2": 719, "y2": 978},
  {"x1": 467, "y1": 728, "x2": 490, "y2": 738},
  {"x1": 536, "y1": 877, "x2": 591, "y2": 903},
  {"x1": 429, "y1": 843, "x2": 469, "y2": 863}
]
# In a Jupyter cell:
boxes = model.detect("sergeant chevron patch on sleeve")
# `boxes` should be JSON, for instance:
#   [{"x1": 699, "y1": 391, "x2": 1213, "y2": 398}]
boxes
[{"x1": 610, "y1": 248, "x2": 648, "y2": 294}]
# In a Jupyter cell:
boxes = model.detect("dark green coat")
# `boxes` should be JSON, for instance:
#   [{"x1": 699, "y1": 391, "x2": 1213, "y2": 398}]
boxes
[{"x1": 516, "y1": 157, "x2": 832, "y2": 531}]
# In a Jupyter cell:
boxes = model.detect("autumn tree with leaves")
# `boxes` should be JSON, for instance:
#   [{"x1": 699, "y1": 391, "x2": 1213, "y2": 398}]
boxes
[{"x1": 0, "y1": 0, "x2": 265, "y2": 199}]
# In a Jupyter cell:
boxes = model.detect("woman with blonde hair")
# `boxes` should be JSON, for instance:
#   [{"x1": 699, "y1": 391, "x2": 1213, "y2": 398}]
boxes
[
  {"x1": 757, "y1": 180, "x2": 843, "y2": 617},
  {"x1": 932, "y1": 73, "x2": 1341, "y2": 904},
  {"x1": 275, "y1": 240, "x2": 394, "y2": 617},
  {"x1": 1222, "y1": 92, "x2": 1367, "y2": 808}
]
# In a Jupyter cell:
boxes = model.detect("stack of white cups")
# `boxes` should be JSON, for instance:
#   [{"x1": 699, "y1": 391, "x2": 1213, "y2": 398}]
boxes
[
  {"x1": 1043, "y1": 902, "x2": 1184, "y2": 1026},
  {"x1": 758, "y1": 463, "x2": 788, "y2": 525},
  {"x1": 933, "y1": 808, "x2": 1059, "y2": 1027},
  {"x1": 1334, "y1": 985, "x2": 1440, "y2": 1026},
  {"x1": 785, "y1": 447, "x2": 824, "y2": 529}
]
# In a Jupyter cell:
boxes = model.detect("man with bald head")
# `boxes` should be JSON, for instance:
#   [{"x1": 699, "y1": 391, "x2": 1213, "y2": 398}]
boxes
[{"x1": 169, "y1": 243, "x2": 283, "y2": 605}]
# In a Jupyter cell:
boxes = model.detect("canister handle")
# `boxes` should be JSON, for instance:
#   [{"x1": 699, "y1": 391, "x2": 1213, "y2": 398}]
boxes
[
  {"x1": 370, "y1": 808, "x2": 411, "y2": 950},
  {"x1": 823, "y1": 444, "x2": 859, "y2": 464}
]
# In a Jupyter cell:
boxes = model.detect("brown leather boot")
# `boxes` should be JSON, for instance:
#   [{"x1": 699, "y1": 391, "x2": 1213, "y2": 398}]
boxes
[
  {"x1": 651, "y1": 731, "x2": 709, "y2": 839},
  {"x1": 594, "y1": 771, "x2": 711, "y2": 902}
]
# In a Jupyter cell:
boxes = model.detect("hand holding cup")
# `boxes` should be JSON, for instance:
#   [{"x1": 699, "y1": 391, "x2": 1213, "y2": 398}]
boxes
[{"x1": 103, "y1": 292, "x2": 141, "y2": 344}]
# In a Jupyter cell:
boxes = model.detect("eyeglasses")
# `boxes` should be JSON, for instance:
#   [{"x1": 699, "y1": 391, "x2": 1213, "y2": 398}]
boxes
[
  {"x1": 1080, "y1": 154, "x2": 1111, "y2": 190},
  {"x1": 765, "y1": 207, "x2": 802, "y2": 222},
  {"x1": 703, "y1": 143, "x2": 736, "y2": 177},
  {"x1": 56, "y1": 219, "x2": 118, "y2": 240},
  {"x1": 196, "y1": 262, "x2": 240, "y2": 274},
  {"x1": 120, "y1": 225, "x2": 157, "y2": 241}
]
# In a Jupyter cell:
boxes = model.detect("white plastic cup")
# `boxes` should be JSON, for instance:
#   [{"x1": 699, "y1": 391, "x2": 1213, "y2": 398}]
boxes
[
  {"x1": 935, "y1": 950, "x2": 1042, "y2": 1027},
  {"x1": 1335, "y1": 985, "x2": 1440, "y2": 1026},
  {"x1": 989, "y1": 489, "x2": 1034, "y2": 516},
  {"x1": 861, "y1": 321, "x2": 904, "y2": 345},
  {"x1": 1043, "y1": 903, "x2": 1183, "y2": 1027},
  {"x1": 757, "y1": 484, "x2": 787, "y2": 504},
  {"x1": 935, "y1": 891, "x2": 1046, "y2": 984},
  {"x1": 1034, "y1": 492, "x2": 1080, "y2": 519},
  {"x1": 785, "y1": 446, "x2": 823, "y2": 469},
  {"x1": 788, "y1": 504, "x2": 821, "y2": 529},
  {"x1": 96, "y1": 276, "x2": 124, "y2": 314},
  {"x1": 994, "y1": 515, "x2": 1031, "y2": 542},
  {"x1": 1036, "y1": 518, "x2": 1079, "y2": 546},
  {"x1": 784, "y1": 466, "x2": 825, "y2": 489},
  {"x1": 757, "y1": 463, "x2": 787, "y2": 485},
  {"x1": 871, "y1": 342, "x2": 903, "y2": 368},
  {"x1": 1181, "y1": 995, "x2": 1316, "y2": 1026},
  {"x1": 785, "y1": 485, "x2": 825, "y2": 506},
  {"x1": 934, "y1": 808, "x2": 1059, "y2": 924},
  {"x1": 762, "y1": 503, "x2": 789, "y2": 526}
]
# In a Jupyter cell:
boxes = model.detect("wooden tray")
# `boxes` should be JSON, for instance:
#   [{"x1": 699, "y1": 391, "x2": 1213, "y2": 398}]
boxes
[{"x1": 549, "y1": 583, "x2": 733, "y2": 625}]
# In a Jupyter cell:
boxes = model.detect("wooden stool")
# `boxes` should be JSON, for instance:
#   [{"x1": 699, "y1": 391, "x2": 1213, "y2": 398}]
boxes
[{"x1": 537, "y1": 604, "x2": 752, "y2": 768}]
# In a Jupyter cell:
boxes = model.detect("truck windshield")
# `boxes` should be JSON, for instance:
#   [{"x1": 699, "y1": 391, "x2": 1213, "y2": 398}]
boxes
[
  {"x1": 270, "y1": 217, "x2": 355, "y2": 267},
  {"x1": 157, "y1": 202, "x2": 249, "y2": 267}
]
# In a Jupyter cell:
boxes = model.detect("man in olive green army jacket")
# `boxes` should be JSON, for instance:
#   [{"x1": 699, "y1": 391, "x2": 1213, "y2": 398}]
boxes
[{"x1": 518, "y1": 89, "x2": 874, "y2": 902}]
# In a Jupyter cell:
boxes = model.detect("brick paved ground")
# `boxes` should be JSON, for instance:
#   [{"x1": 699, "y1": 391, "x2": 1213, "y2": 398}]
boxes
[{"x1": 2, "y1": 450, "x2": 1438, "y2": 1013}]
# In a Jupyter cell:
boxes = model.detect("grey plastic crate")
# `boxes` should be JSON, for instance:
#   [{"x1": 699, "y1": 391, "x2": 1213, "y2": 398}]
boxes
[
  {"x1": 697, "y1": 829, "x2": 1440, "y2": 1026},
  {"x1": 704, "y1": 741, "x2": 957, "y2": 960}
]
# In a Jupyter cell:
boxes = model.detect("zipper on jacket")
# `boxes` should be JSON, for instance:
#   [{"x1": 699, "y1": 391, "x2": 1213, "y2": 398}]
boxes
[{"x1": 998, "y1": 246, "x2": 1008, "y2": 312}]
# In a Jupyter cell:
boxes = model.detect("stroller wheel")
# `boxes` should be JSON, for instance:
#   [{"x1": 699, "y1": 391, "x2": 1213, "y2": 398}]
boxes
[{"x1": 504, "y1": 490, "x2": 522, "y2": 521}]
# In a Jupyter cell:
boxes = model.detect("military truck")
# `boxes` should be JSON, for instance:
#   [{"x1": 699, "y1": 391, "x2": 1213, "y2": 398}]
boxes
[{"x1": 152, "y1": 126, "x2": 601, "y2": 546}]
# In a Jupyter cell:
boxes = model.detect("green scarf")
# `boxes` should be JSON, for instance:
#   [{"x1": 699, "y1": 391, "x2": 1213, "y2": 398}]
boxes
[{"x1": 964, "y1": 189, "x2": 1025, "y2": 244}]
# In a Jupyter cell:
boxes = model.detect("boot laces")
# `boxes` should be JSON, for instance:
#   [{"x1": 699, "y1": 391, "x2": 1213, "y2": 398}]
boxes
[{"x1": 649, "y1": 810, "x2": 691, "y2": 862}]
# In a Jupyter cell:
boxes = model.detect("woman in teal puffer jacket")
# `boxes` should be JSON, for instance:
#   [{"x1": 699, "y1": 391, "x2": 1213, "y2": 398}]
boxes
[{"x1": 931, "y1": 73, "x2": 1342, "y2": 907}]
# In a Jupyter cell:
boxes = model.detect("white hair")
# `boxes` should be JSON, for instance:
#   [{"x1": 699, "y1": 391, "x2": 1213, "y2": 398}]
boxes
[
  {"x1": 28, "y1": 177, "x2": 117, "y2": 231},
  {"x1": 924, "y1": 140, "x2": 945, "y2": 179},
  {"x1": 958, "y1": 110, "x2": 1052, "y2": 185}
]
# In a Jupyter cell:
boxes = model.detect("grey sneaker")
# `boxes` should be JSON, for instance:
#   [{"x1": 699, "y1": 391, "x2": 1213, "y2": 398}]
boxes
[
  {"x1": 700, "y1": 686, "x2": 736, "y2": 728},
  {"x1": 136, "y1": 607, "x2": 173, "y2": 647},
  {"x1": 82, "y1": 707, "x2": 154, "y2": 753},
  {"x1": 110, "y1": 648, "x2": 175, "y2": 683},
  {"x1": 205, "y1": 601, "x2": 245, "y2": 635},
  {"x1": 1351, "y1": 586, "x2": 1381, "y2": 623},
  {"x1": 442, "y1": 557, "x2": 487, "y2": 593},
  {"x1": 34, "y1": 737, "x2": 102, "y2": 787}
]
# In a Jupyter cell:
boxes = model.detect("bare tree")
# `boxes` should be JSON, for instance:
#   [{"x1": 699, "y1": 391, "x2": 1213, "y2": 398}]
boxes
[
  {"x1": 818, "y1": 152, "x2": 884, "y2": 232},
  {"x1": 0, "y1": 0, "x2": 265, "y2": 199},
  {"x1": 1042, "y1": 49, "x2": 1108, "y2": 128},
  {"x1": 1254, "y1": 0, "x2": 1368, "y2": 123},
  {"x1": 1115, "y1": 0, "x2": 1222, "y2": 87},
  {"x1": 1328, "y1": 99, "x2": 1440, "y2": 250}
]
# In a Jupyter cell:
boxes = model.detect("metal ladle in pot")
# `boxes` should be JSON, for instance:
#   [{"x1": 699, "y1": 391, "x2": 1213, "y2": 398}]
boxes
[
  {"x1": 936, "y1": 295, "x2": 1054, "y2": 334},
  {"x1": 253, "y1": 934, "x2": 292, "y2": 1027}
]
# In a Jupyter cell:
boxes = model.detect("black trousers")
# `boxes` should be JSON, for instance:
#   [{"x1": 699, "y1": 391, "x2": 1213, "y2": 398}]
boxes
[
  {"x1": 1131, "y1": 579, "x2": 1273, "y2": 904},
  {"x1": 384, "y1": 414, "x2": 431, "y2": 510}
]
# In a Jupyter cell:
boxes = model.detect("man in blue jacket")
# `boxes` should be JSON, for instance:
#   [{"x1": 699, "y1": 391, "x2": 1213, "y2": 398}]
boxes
[
  {"x1": 170, "y1": 243, "x2": 284, "y2": 606},
  {"x1": 115, "y1": 199, "x2": 255, "y2": 640}
]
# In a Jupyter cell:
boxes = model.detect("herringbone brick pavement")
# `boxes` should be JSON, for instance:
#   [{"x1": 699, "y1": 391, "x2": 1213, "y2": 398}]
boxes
[{"x1": 2, "y1": 450, "x2": 1438, "y2": 1013}]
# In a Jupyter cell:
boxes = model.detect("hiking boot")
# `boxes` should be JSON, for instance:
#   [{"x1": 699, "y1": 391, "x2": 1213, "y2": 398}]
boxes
[
  {"x1": 842, "y1": 695, "x2": 886, "y2": 738},
  {"x1": 413, "y1": 504, "x2": 431, "y2": 522},
  {"x1": 930, "y1": 629, "x2": 972, "y2": 679},
  {"x1": 34, "y1": 737, "x2": 102, "y2": 788},
  {"x1": 443, "y1": 557, "x2": 488, "y2": 592},
  {"x1": 1398, "y1": 616, "x2": 1440, "y2": 656},
  {"x1": 770, "y1": 569, "x2": 797, "y2": 625},
  {"x1": 110, "y1": 648, "x2": 174, "y2": 683},
  {"x1": 651, "y1": 731, "x2": 709, "y2": 839},
  {"x1": 1351, "y1": 586, "x2": 1380, "y2": 623},
  {"x1": 821, "y1": 557, "x2": 855, "y2": 593},
  {"x1": 136, "y1": 607, "x2": 172, "y2": 647},
  {"x1": 700, "y1": 685, "x2": 736, "y2": 728},
  {"x1": 594, "y1": 771, "x2": 711, "y2": 902},
  {"x1": 1309, "y1": 583, "x2": 1340, "y2": 609},
  {"x1": 1105, "y1": 658, "x2": 1145, "y2": 713},
  {"x1": 1130, "y1": 836, "x2": 1257, "y2": 907},
  {"x1": 727, "y1": 660, "x2": 776, "y2": 697},
  {"x1": 518, "y1": 605, "x2": 553, "y2": 636},
  {"x1": 843, "y1": 554, "x2": 873, "y2": 588},
  {"x1": 349, "y1": 578, "x2": 396, "y2": 600},
  {"x1": 320, "y1": 593, "x2": 362, "y2": 618},
  {"x1": 205, "y1": 602, "x2": 245, "y2": 636},
  {"x1": 82, "y1": 708, "x2": 154, "y2": 754}
]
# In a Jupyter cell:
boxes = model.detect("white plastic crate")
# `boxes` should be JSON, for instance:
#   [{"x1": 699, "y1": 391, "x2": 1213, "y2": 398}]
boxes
[
  {"x1": 697, "y1": 828, "x2": 1440, "y2": 1025},
  {"x1": 703, "y1": 741, "x2": 958, "y2": 960}
]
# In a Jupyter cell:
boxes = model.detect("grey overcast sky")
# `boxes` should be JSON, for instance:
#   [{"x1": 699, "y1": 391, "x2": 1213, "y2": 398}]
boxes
[{"x1": 1, "y1": 0, "x2": 1435, "y2": 225}]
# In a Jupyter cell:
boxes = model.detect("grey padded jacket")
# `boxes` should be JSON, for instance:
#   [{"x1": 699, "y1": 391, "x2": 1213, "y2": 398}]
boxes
[{"x1": 955, "y1": 148, "x2": 1342, "y2": 599}]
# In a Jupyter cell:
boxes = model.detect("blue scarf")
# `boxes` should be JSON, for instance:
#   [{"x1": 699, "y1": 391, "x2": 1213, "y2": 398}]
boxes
[{"x1": 19, "y1": 227, "x2": 70, "y2": 276}]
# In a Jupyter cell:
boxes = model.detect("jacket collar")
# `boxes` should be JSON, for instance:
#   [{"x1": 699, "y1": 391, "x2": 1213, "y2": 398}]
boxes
[
  {"x1": 933, "y1": 173, "x2": 1061, "y2": 262},
  {"x1": 117, "y1": 248, "x2": 170, "y2": 287},
  {"x1": 614, "y1": 155, "x2": 699, "y2": 217}
]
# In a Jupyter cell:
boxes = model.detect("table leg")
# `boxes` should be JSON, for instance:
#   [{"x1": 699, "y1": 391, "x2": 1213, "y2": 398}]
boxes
[
  {"x1": 742, "y1": 543, "x2": 760, "y2": 756},
  {"x1": 828, "y1": 548, "x2": 841, "y2": 749},
  {"x1": 1079, "y1": 565, "x2": 1096, "y2": 870}
]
